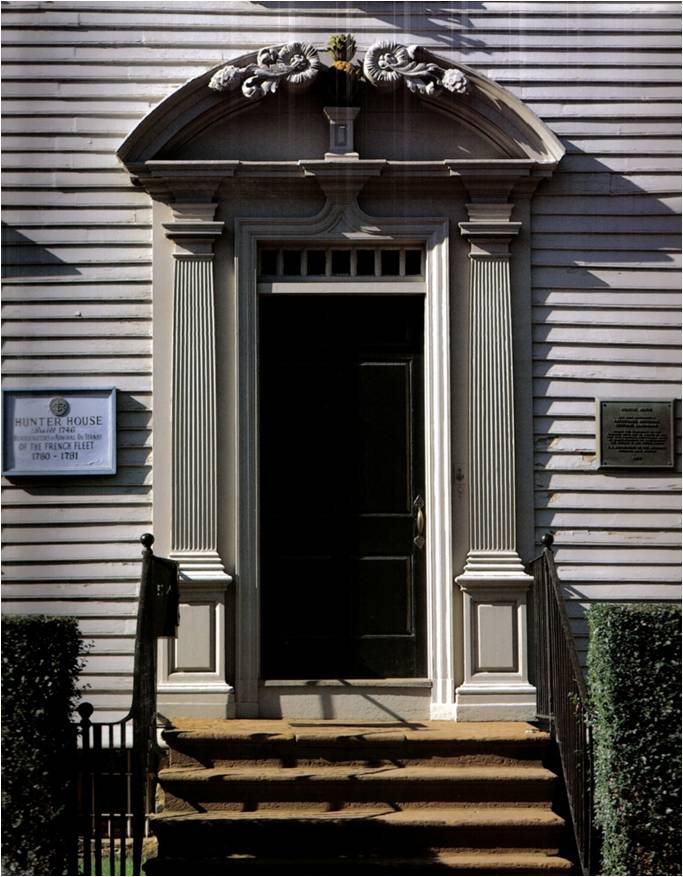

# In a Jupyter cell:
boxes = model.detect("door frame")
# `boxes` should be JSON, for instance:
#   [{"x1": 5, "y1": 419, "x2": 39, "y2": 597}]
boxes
[{"x1": 234, "y1": 195, "x2": 454, "y2": 718}]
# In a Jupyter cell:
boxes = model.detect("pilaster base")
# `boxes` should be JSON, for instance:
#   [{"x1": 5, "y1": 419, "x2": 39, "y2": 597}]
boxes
[
  {"x1": 430, "y1": 701, "x2": 458, "y2": 721},
  {"x1": 170, "y1": 550, "x2": 231, "y2": 584},
  {"x1": 455, "y1": 683, "x2": 536, "y2": 721},
  {"x1": 455, "y1": 552, "x2": 535, "y2": 722},
  {"x1": 158, "y1": 559, "x2": 233, "y2": 718},
  {"x1": 158, "y1": 683, "x2": 235, "y2": 719}
]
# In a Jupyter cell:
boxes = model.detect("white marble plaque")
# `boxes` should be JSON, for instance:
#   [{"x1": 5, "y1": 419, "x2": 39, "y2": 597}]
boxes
[{"x1": 2, "y1": 388, "x2": 117, "y2": 476}]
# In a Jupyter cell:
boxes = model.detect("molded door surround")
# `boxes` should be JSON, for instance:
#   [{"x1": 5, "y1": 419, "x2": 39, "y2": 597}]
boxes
[{"x1": 117, "y1": 44, "x2": 565, "y2": 720}]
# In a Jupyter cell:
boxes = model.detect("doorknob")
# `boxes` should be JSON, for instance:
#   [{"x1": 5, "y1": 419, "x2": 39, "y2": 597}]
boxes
[{"x1": 413, "y1": 495, "x2": 425, "y2": 550}]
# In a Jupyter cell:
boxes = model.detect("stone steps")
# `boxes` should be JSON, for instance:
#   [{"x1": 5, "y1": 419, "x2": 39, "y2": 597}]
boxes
[
  {"x1": 159, "y1": 764, "x2": 558, "y2": 810},
  {"x1": 151, "y1": 807, "x2": 567, "y2": 855},
  {"x1": 146, "y1": 720, "x2": 578, "y2": 875},
  {"x1": 162, "y1": 719, "x2": 552, "y2": 768},
  {"x1": 145, "y1": 851, "x2": 576, "y2": 875}
]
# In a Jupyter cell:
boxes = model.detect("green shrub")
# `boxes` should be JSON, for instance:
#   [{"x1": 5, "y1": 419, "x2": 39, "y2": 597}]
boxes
[
  {"x1": 587, "y1": 603, "x2": 681, "y2": 876},
  {"x1": 1, "y1": 615, "x2": 84, "y2": 876}
]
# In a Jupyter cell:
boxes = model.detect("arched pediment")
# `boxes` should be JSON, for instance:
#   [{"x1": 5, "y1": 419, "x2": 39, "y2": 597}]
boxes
[{"x1": 117, "y1": 42, "x2": 564, "y2": 182}]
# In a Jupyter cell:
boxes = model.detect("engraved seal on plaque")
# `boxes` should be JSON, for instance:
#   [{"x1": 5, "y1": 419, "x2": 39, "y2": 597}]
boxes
[{"x1": 49, "y1": 396, "x2": 70, "y2": 417}]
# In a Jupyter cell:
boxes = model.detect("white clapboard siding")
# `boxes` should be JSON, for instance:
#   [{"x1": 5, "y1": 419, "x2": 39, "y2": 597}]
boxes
[
  {"x1": 536, "y1": 529, "x2": 679, "y2": 546},
  {"x1": 2, "y1": 504, "x2": 153, "y2": 524},
  {"x1": 2, "y1": 1, "x2": 680, "y2": 714},
  {"x1": 2, "y1": 563, "x2": 145, "y2": 582},
  {"x1": 533, "y1": 293, "x2": 680, "y2": 309},
  {"x1": 537, "y1": 492, "x2": 681, "y2": 510},
  {"x1": 2, "y1": 582, "x2": 141, "y2": 599},
  {"x1": 2, "y1": 224, "x2": 152, "y2": 243},
  {"x1": 87, "y1": 639, "x2": 136, "y2": 655},
  {"x1": 1, "y1": 0, "x2": 157, "y2": 722},
  {"x1": 1, "y1": 287, "x2": 153, "y2": 304},
  {"x1": 536, "y1": 471, "x2": 681, "y2": 491},
  {"x1": 3, "y1": 526, "x2": 150, "y2": 546},
  {"x1": 528, "y1": 0, "x2": 681, "y2": 669}
]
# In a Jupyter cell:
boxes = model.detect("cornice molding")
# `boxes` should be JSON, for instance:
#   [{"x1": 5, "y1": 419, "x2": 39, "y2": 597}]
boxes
[{"x1": 127, "y1": 158, "x2": 552, "y2": 204}]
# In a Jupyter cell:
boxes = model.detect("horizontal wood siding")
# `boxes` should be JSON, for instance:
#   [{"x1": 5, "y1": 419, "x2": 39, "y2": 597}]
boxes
[{"x1": 2, "y1": 2, "x2": 680, "y2": 708}]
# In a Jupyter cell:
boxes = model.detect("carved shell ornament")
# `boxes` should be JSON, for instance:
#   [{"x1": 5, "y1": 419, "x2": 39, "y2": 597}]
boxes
[
  {"x1": 363, "y1": 41, "x2": 468, "y2": 96},
  {"x1": 209, "y1": 42, "x2": 321, "y2": 98}
]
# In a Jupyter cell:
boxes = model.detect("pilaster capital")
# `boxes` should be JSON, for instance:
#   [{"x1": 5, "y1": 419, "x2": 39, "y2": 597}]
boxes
[
  {"x1": 163, "y1": 200, "x2": 224, "y2": 257},
  {"x1": 459, "y1": 203, "x2": 521, "y2": 257}
]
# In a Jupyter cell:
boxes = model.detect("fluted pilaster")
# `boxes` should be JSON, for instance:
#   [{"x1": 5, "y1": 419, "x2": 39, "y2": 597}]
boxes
[
  {"x1": 157, "y1": 200, "x2": 233, "y2": 719},
  {"x1": 455, "y1": 204, "x2": 535, "y2": 721},
  {"x1": 469, "y1": 254, "x2": 516, "y2": 554},
  {"x1": 163, "y1": 202, "x2": 228, "y2": 582},
  {"x1": 172, "y1": 256, "x2": 217, "y2": 556}
]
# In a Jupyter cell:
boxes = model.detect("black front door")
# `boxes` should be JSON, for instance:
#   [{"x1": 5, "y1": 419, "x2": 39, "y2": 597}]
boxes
[{"x1": 259, "y1": 295, "x2": 425, "y2": 679}]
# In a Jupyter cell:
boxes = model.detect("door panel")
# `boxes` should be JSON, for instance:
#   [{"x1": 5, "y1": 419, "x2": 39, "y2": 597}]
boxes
[
  {"x1": 259, "y1": 295, "x2": 425, "y2": 679},
  {"x1": 354, "y1": 558, "x2": 413, "y2": 635},
  {"x1": 356, "y1": 361, "x2": 411, "y2": 512}
]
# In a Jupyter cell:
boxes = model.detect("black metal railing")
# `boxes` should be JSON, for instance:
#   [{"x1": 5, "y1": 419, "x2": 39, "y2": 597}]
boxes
[
  {"x1": 71, "y1": 534, "x2": 179, "y2": 876},
  {"x1": 528, "y1": 533, "x2": 599, "y2": 876}
]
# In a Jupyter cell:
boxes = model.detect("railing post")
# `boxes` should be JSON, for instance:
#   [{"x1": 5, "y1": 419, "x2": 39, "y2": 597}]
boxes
[
  {"x1": 527, "y1": 532, "x2": 599, "y2": 875},
  {"x1": 71, "y1": 534, "x2": 178, "y2": 876},
  {"x1": 77, "y1": 701, "x2": 94, "y2": 876},
  {"x1": 65, "y1": 712, "x2": 80, "y2": 876},
  {"x1": 542, "y1": 532, "x2": 555, "y2": 727},
  {"x1": 131, "y1": 533, "x2": 157, "y2": 875}
]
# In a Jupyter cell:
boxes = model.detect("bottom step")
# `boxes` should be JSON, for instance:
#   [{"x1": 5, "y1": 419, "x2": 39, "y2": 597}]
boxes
[{"x1": 144, "y1": 852, "x2": 577, "y2": 875}]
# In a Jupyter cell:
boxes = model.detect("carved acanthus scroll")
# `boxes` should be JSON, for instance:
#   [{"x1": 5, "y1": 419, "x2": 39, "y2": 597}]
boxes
[
  {"x1": 209, "y1": 43, "x2": 321, "y2": 99},
  {"x1": 363, "y1": 41, "x2": 468, "y2": 96},
  {"x1": 209, "y1": 39, "x2": 467, "y2": 102}
]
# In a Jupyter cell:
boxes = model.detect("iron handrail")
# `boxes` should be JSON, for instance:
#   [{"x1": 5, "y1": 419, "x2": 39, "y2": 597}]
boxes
[
  {"x1": 72, "y1": 533, "x2": 177, "y2": 876},
  {"x1": 528, "y1": 533, "x2": 599, "y2": 876}
]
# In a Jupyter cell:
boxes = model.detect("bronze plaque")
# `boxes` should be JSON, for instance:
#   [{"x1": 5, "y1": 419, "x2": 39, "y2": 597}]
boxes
[{"x1": 599, "y1": 400, "x2": 674, "y2": 468}]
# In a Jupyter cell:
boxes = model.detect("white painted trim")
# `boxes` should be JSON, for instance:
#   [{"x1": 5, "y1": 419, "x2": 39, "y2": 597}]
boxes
[
  {"x1": 157, "y1": 581, "x2": 235, "y2": 717},
  {"x1": 235, "y1": 198, "x2": 454, "y2": 720},
  {"x1": 454, "y1": 210, "x2": 536, "y2": 721},
  {"x1": 261, "y1": 678, "x2": 433, "y2": 688},
  {"x1": 258, "y1": 681, "x2": 433, "y2": 721},
  {"x1": 258, "y1": 281, "x2": 425, "y2": 295},
  {"x1": 154, "y1": 201, "x2": 234, "y2": 719},
  {"x1": 158, "y1": 682, "x2": 234, "y2": 692}
]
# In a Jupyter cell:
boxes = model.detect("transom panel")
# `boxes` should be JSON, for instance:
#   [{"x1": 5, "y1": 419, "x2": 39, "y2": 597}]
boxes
[{"x1": 258, "y1": 245, "x2": 424, "y2": 279}]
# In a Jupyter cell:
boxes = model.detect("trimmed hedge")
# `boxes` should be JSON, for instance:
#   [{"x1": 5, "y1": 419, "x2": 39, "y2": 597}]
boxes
[
  {"x1": 1, "y1": 615, "x2": 83, "y2": 876},
  {"x1": 587, "y1": 603, "x2": 681, "y2": 876}
]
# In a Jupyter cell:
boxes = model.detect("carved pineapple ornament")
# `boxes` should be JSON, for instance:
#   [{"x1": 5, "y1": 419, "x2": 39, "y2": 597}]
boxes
[
  {"x1": 325, "y1": 33, "x2": 363, "y2": 105},
  {"x1": 328, "y1": 33, "x2": 358, "y2": 73}
]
